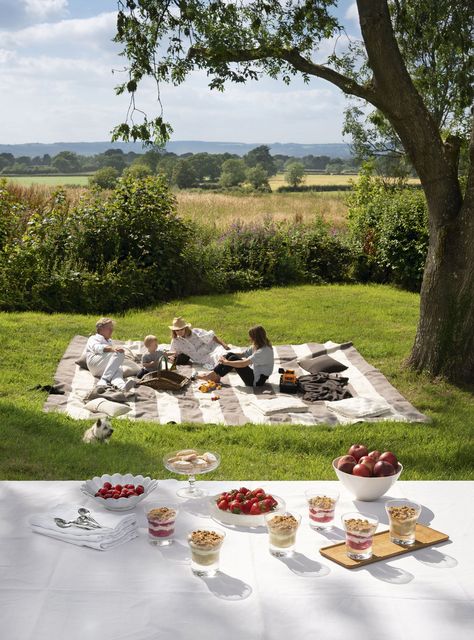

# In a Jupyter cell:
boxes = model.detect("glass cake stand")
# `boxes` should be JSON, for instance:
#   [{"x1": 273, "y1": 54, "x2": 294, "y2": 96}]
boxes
[{"x1": 163, "y1": 451, "x2": 221, "y2": 498}]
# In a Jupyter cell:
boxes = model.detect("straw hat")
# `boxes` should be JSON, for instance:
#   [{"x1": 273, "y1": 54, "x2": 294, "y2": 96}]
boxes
[{"x1": 168, "y1": 316, "x2": 192, "y2": 331}]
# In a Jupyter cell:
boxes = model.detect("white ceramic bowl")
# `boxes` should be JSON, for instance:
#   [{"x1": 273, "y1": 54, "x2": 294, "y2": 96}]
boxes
[
  {"x1": 209, "y1": 495, "x2": 286, "y2": 527},
  {"x1": 81, "y1": 473, "x2": 158, "y2": 511},
  {"x1": 332, "y1": 457, "x2": 403, "y2": 501}
]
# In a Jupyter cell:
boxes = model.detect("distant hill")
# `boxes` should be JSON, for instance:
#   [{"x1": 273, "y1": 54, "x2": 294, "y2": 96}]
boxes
[{"x1": 0, "y1": 140, "x2": 352, "y2": 159}]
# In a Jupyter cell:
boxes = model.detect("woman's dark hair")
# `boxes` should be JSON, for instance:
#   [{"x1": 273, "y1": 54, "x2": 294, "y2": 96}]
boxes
[{"x1": 248, "y1": 325, "x2": 272, "y2": 350}]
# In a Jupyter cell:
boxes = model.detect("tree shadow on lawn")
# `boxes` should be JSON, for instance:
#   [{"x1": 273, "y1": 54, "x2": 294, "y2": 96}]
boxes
[{"x1": 0, "y1": 401, "x2": 161, "y2": 480}]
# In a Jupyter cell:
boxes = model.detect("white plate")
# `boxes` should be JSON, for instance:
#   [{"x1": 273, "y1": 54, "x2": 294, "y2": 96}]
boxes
[
  {"x1": 209, "y1": 494, "x2": 286, "y2": 527},
  {"x1": 81, "y1": 473, "x2": 158, "y2": 511}
]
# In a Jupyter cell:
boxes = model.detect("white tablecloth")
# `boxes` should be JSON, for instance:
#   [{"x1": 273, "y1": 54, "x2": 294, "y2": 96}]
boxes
[{"x1": 1, "y1": 480, "x2": 473, "y2": 640}]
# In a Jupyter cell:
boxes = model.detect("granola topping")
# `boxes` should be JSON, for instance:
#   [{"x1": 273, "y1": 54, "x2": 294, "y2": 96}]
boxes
[
  {"x1": 147, "y1": 507, "x2": 176, "y2": 521},
  {"x1": 388, "y1": 506, "x2": 418, "y2": 521},
  {"x1": 189, "y1": 530, "x2": 224, "y2": 548},
  {"x1": 309, "y1": 496, "x2": 336, "y2": 510},
  {"x1": 267, "y1": 514, "x2": 299, "y2": 532},
  {"x1": 344, "y1": 518, "x2": 374, "y2": 533}
]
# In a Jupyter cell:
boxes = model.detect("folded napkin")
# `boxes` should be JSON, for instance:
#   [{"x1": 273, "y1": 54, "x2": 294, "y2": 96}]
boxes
[
  {"x1": 248, "y1": 397, "x2": 310, "y2": 416},
  {"x1": 29, "y1": 504, "x2": 139, "y2": 551},
  {"x1": 326, "y1": 396, "x2": 392, "y2": 419}
]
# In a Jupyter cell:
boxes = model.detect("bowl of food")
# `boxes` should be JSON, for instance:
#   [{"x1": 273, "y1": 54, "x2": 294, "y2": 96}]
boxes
[
  {"x1": 332, "y1": 444, "x2": 403, "y2": 501},
  {"x1": 209, "y1": 486, "x2": 285, "y2": 527},
  {"x1": 81, "y1": 473, "x2": 158, "y2": 511}
]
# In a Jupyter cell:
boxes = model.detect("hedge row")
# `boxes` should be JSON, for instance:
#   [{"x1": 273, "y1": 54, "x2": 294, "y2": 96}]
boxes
[{"x1": 0, "y1": 174, "x2": 429, "y2": 312}]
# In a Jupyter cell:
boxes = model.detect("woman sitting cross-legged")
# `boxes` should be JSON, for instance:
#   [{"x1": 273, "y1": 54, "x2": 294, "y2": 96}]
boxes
[
  {"x1": 199, "y1": 325, "x2": 274, "y2": 387},
  {"x1": 168, "y1": 316, "x2": 230, "y2": 369}
]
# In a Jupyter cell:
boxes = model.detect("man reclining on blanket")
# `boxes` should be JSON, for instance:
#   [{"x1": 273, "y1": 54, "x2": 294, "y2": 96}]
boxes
[{"x1": 86, "y1": 317, "x2": 135, "y2": 392}]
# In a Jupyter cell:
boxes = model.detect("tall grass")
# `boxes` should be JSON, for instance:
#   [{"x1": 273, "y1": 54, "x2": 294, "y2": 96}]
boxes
[{"x1": 175, "y1": 190, "x2": 348, "y2": 228}]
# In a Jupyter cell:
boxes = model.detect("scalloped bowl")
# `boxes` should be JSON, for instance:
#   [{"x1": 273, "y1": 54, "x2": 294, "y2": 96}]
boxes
[
  {"x1": 332, "y1": 457, "x2": 403, "y2": 501},
  {"x1": 81, "y1": 473, "x2": 158, "y2": 511},
  {"x1": 209, "y1": 495, "x2": 286, "y2": 527}
]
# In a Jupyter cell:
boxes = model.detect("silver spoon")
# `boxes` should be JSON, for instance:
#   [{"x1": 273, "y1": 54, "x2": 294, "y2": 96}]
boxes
[
  {"x1": 54, "y1": 517, "x2": 97, "y2": 530},
  {"x1": 77, "y1": 508, "x2": 102, "y2": 527}
]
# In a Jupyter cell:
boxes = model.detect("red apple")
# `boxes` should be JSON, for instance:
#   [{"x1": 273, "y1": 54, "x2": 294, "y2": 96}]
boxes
[
  {"x1": 337, "y1": 455, "x2": 357, "y2": 474},
  {"x1": 379, "y1": 451, "x2": 398, "y2": 469},
  {"x1": 348, "y1": 444, "x2": 369, "y2": 462},
  {"x1": 359, "y1": 456, "x2": 375, "y2": 473},
  {"x1": 373, "y1": 460, "x2": 395, "y2": 477},
  {"x1": 353, "y1": 463, "x2": 372, "y2": 477},
  {"x1": 368, "y1": 450, "x2": 381, "y2": 461}
]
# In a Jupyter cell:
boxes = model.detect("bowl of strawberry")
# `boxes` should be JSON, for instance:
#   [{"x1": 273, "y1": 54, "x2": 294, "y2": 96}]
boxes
[
  {"x1": 81, "y1": 473, "x2": 158, "y2": 511},
  {"x1": 209, "y1": 487, "x2": 285, "y2": 527}
]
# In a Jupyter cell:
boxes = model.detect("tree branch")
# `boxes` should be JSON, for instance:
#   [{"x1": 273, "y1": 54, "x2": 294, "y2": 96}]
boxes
[{"x1": 188, "y1": 46, "x2": 381, "y2": 107}]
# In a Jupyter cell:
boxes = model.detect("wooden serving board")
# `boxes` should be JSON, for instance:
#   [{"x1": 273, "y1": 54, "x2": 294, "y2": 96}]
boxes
[{"x1": 319, "y1": 523, "x2": 449, "y2": 569}]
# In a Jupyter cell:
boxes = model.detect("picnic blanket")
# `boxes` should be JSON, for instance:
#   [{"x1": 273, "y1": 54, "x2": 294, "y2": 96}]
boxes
[{"x1": 43, "y1": 336, "x2": 429, "y2": 426}]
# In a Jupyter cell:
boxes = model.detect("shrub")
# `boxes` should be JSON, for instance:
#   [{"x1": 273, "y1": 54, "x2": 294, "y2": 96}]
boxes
[
  {"x1": 347, "y1": 165, "x2": 428, "y2": 290},
  {"x1": 89, "y1": 167, "x2": 120, "y2": 189}
]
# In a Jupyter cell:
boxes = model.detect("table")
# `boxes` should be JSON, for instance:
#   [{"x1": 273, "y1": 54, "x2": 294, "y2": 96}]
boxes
[{"x1": 1, "y1": 480, "x2": 473, "y2": 640}]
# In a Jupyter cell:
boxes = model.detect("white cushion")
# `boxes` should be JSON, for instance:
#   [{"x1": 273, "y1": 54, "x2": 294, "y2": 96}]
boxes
[
  {"x1": 84, "y1": 398, "x2": 131, "y2": 417},
  {"x1": 122, "y1": 360, "x2": 141, "y2": 377}
]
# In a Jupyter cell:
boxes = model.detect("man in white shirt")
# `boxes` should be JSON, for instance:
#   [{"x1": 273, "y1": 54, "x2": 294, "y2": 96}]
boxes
[{"x1": 86, "y1": 318, "x2": 135, "y2": 391}]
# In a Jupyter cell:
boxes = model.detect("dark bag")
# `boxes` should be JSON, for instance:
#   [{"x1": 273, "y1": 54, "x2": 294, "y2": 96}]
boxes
[{"x1": 137, "y1": 355, "x2": 189, "y2": 392}]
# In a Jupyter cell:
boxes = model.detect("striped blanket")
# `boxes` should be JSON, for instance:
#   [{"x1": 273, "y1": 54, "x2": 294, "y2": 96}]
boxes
[{"x1": 43, "y1": 336, "x2": 428, "y2": 425}]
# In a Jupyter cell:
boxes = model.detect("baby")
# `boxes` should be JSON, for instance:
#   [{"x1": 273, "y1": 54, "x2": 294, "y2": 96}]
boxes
[{"x1": 137, "y1": 335, "x2": 165, "y2": 379}]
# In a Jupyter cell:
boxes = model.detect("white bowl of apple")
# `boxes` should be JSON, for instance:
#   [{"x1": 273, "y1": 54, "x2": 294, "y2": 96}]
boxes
[{"x1": 332, "y1": 444, "x2": 403, "y2": 501}]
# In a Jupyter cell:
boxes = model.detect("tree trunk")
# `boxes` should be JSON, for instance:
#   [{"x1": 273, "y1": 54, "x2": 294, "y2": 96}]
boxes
[{"x1": 408, "y1": 194, "x2": 474, "y2": 383}]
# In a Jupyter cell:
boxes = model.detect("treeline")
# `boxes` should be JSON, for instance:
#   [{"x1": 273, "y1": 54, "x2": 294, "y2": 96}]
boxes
[{"x1": 0, "y1": 144, "x2": 361, "y2": 185}]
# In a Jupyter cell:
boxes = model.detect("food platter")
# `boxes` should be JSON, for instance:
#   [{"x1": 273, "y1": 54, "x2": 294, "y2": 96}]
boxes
[{"x1": 209, "y1": 494, "x2": 286, "y2": 527}]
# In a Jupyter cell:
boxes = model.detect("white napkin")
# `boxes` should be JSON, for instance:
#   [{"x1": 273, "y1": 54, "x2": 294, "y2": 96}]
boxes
[
  {"x1": 326, "y1": 396, "x2": 392, "y2": 419},
  {"x1": 248, "y1": 396, "x2": 310, "y2": 416},
  {"x1": 29, "y1": 504, "x2": 139, "y2": 551}
]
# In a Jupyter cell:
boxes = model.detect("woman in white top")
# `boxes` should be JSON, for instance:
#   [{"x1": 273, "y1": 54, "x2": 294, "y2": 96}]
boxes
[
  {"x1": 86, "y1": 318, "x2": 135, "y2": 391},
  {"x1": 199, "y1": 325, "x2": 274, "y2": 387},
  {"x1": 168, "y1": 316, "x2": 230, "y2": 369}
]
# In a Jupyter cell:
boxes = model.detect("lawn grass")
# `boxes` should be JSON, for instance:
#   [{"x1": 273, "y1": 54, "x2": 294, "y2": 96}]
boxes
[{"x1": 1, "y1": 284, "x2": 472, "y2": 482}]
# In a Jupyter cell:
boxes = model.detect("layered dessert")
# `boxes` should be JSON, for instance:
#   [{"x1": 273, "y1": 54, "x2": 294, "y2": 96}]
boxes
[
  {"x1": 342, "y1": 515, "x2": 378, "y2": 560},
  {"x1": 188, "y1": 529, "x2": 225, "y2": 575},
  {"x1": 266, "y1": 513, "x2": 301, "y2": 555},
  {"x1": 386, "y1": 502, "x2": 420, "y2": 545},
  {"x1": 146, "y1": 507, "x2": 177, "y2": 545},
  {"x1": 307, "y1": 495, "x2": 337, "y2": 528}
]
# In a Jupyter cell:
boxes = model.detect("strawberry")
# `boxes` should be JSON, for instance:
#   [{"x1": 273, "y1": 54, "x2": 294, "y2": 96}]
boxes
[
  {"x1": 241, "y1": 500, "x2": 252, "y2": 514},
  {"x1": 103, "y1": 482, "x2": 112, "y2": 490},
  {"x1": 217, "y1": 499, "x2": 229, "y2": 511},
  {"x1": 114, "y1": 484, "x2": 123, "y2": 492},
  {"x1": 136, "y1": 485, "x2": 145, "y2": 495},
  {"x1": 229, "y1": 500, "x2": 243, "y2": 514},
  {"x1": 249, "y1": 502, "x2": 262, "y2": 515}
]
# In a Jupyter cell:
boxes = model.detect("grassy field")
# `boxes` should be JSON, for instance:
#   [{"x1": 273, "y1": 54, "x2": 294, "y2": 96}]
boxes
[
  {"x1": 176, "y1": 190, "x2": 348, "y2": 228},
  {"x1": 0, "y1": 284, "x2": 472, "y2": 482},
  {"x1": 6, "y1": 175, "x2": 90, "y2": 186}
]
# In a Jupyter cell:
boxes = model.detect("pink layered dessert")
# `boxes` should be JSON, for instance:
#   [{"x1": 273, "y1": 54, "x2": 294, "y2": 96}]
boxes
[
  {"x1": 344, "y1": 518, "x2": 376, "y2": 553},
  {"x1": 308, "y1": 496, "x2": 336, "y2": 524},
  {"x1": 147, "y1": 507, "x2": 177, "y2": 538}
]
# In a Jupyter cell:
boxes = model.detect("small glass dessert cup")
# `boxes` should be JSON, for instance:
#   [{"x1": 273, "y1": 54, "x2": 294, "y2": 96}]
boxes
[
  {"x1": 341, "y1": 512, "x2": 379, "y2": 560},
  {"x1": 265, "y1": 511, "x2": 301, "y2": 557},
  {"x1": 146, "y1": 505, "x2": 179, "y2": 546},
  {"x1": 187, "y1": 527, "x2": 225, "y2": 577},
  {"x1": 385, "y1": 499, "x2": 421, "y2": 546},
  {"x1": 305, "y1": 489, "x2": 339, "y2": 530}
]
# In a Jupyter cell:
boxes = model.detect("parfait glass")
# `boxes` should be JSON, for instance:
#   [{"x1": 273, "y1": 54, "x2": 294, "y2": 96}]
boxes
[
  {"x1": 163, "y1": 451, "x2": 220, "y2": 498},
  {"x1": 305, "y1": 488, "x2": 339, "y2": 530},
  {"x1": 385, "y1": 499, "x2": 421, "y2": 546},
  {"x1": 341, "y1": 512, "x2": 378, "y2": 560}
]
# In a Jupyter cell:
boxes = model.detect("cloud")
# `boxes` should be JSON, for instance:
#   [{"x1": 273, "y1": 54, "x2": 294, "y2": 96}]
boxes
[
  {"x1": 345, "y1": 2, "x2": 359, "y2": 25},
  {"x1": 24, "y1": 0, "x2": 68, "y2": 20},
  {"x1": 0, "y1": 0, "x2": 68, "y2": 28},
  {"x1": 0, "y1": 11, "x2": 117, "y2": 51}
]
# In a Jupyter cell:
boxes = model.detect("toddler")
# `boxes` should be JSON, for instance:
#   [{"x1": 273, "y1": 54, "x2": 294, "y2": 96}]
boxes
[{"x1": 137, "y1": 335, "x2": 165, "y2": 379}]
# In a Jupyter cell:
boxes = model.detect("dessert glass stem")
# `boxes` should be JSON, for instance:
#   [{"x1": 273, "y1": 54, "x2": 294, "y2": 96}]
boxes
[{"x1": 188, "y1": 475, "x2": 196, "y2": 493}]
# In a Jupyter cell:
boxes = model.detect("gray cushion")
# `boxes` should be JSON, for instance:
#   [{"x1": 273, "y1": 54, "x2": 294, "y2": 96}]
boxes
[{"x1": 298, "y1": 354, "x2": 348, "y2": 374}]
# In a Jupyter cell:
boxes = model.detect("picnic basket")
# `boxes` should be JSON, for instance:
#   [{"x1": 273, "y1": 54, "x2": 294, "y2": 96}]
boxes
[{"x1": 137, "y1": 355, "x2": 189, "y2": 392}]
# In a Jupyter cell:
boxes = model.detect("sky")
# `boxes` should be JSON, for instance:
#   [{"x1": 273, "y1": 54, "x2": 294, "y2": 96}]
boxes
[{"x1": 0, "y1": 0, "x2": 361, "y2": 145}]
